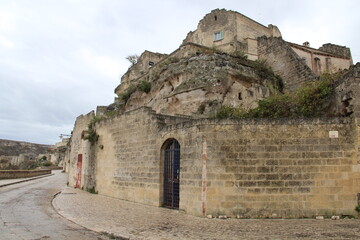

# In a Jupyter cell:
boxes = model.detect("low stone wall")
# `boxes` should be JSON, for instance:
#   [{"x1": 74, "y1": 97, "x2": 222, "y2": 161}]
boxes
[{"x1": 0, "y1": 169, "x2": 51, "y2": 179}]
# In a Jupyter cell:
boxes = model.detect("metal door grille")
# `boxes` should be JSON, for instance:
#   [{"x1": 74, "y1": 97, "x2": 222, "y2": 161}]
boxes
[{"x1": 163, "y1": 140, "x2": 180, "y2": 209}]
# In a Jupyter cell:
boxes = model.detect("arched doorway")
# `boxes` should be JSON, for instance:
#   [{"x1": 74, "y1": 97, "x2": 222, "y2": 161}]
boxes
[{"x1": 163, "y1": 139, "x2": 180, "y2": 209}]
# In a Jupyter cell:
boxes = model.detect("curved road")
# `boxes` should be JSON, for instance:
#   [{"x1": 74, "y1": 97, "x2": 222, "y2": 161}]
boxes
[{"x1": 0, "y1": 171, "x2": 110, "y2": 240}]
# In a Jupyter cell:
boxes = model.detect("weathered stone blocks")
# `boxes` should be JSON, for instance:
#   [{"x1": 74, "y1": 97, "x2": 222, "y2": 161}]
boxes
[{"x1": 68, "y1": 106, "x2": 360, "y2": 218}]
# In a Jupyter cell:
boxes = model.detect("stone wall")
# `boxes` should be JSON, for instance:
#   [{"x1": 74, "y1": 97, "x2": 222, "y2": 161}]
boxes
[
  {"x1": 334, "y1": 63, "x2": 360, "y2": 117},
  {"x1": 258, "y1": 37, "x2": 317, "y2": 92},
  {"x1": 183, "y1": 9, "x2": 238, "y2": 50},
  {"x1": 94, "y1": 108, "x2": 165, "y2": 205},
  {"x1": 290, "y1": 43, "x2": 352, "y2": 75},
  {"x1": 69, "y1": 106, "x2": 360, "y2": 218},
  {"x1": 183, "y1": 9, "x2": 281, "y2": 56},
  {"x1": 68, "y1": 111, "x2": 94, "y2": 188},
  {"x1": 118, "y1": 51, "x2": 168, "y2": 93},
  {"x1": 0, "y1": 169, "x2": 51, "y2": 179},
  {"x1": 196, "y1": 118, "x2": 359, "y2": 218},
  {"x1": 319, "y1": 43, "x2": 352, "y2": 60}
]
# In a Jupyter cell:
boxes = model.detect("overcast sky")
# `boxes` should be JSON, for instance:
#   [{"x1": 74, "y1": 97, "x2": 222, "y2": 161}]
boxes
[{"x1": 0, "y1": 0, "x2": 359, "y2": 145}]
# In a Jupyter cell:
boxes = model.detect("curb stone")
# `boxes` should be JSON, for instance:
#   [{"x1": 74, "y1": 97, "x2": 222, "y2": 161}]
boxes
[{"x1": 52, "y1": 190, "x2": 131, "y2": 240}]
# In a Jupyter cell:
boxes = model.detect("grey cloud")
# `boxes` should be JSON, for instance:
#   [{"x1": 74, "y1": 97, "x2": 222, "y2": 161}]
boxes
[{"x1": 0, "y1": 0, "x2": 358, "y2": 144}]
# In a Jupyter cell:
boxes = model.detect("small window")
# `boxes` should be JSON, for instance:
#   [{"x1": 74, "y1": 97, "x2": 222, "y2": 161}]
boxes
[
  {"x1": 214, "y1": 15, "x2": 217, "y2": 21},
  {"x1": 81, "y1": 130, "x2": 86, "y2": 139},
  {"x1": 149, "y1": 61, "x2": 154, "y2": 66},
  {"x1": 238, "y1": 92, "x2": 242, "y2": 100},
  {"x1": 213, "y1": 31, "x2": 224, "y2": 41}
]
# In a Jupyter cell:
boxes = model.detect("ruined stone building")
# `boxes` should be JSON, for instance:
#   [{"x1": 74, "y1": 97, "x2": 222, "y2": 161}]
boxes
[{"x1": 67, "y1": 9, "x2": 360, "y2": 218}]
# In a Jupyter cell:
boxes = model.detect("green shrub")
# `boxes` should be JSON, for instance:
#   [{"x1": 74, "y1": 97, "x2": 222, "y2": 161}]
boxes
[
  {"x1": 41, "y1": 161, "x2": 53, "y2": 167},
  {"x1": 83, "y1": 116, "x2": 102, "y2": 145},
  {"x1": 215, "y1": 105, "x2": 246, "y2": 119},
  {"x1": 86, "y1": 187, "x2": 98, "y2": 194},
  {"x1": 198, "y1": 104, "x2": 206, "y2": 114},
  {"x1": 138, "y1": 80, "x2": 151, "y2": 93},
  {"x1": 84, "y1": 127, "x2": 99, "y2": 145},
  {"x1": 275, "y1": 75, "x2": 284, "y2": 93},
  {"x1": 355, "y1": 205, "x2": 360, "y2": 213},
  {"x1": 232, "y1": 50, "x2": 248, "y2": 59},
  {"x1": 119, "y1": 84, "x2": 136, "y2": 102},
  {"x1": 215, "y1": 78, "x2": 334, "y2": 119},
  {"x1": 247, "y1": 94, "x2": 293, "y2": 118}
]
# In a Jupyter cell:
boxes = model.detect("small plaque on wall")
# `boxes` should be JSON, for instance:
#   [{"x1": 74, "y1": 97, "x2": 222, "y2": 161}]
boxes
[{"x1": 329, "y1": 131, "x2": 339, "y2": 138}]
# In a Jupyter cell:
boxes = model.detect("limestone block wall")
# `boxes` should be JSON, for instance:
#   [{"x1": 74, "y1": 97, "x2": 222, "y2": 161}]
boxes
[
  {"x1": 160, "y1": 121, "x2": 205, "y2": 216},
  {"x1": 334, "y1": 63, "x2": 360, "y2": 117},
  {"x1": 258, "y1": 37, "x2": 317, "y2": 92},
  {"x1": 198, "y1": 118, "x2": 360, "y2": 218},
  {"x1": 119, "y1": 51, "x2": 167, "y2": 91},
  {"x1": 95, "y1": 108, "x2": 162, "y2": 206},
  {"x1": 183, "y1": 9, "x2": 281, "y2": 53},
  {"x1": 319, "y1": 43, "x2": 352, "y2": 60},
  {"x1": 234, "y1": 15, "x2": 281, "y2": 41},
  {"x1": 68, "y1": 111, "x2": 94, "y2": 188},
  {"x1": 93, "y1": 107, "x2": 204, "y2": 214},
  {"x1": 183, "y1": 9, "x2": 238, "y2": 49},
  {"x1": 69, "y1": 105, "x2": 360, "y2": 218}
]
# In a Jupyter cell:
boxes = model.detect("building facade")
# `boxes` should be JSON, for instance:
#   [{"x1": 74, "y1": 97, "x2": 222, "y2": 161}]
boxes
[{"x1": 67, "y1": 9, "x2": 360, "y2": 218}]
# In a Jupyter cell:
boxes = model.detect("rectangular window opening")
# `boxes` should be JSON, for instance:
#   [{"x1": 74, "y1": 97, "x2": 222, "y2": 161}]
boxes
[{"x1": 213, "y1": 31, "x2": 224, "y2": 42}]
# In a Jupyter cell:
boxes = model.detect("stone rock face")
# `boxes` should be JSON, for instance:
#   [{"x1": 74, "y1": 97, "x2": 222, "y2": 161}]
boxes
[
  {"x1": 115, "y1": 45, "x2": 282, "y2": 118},
  {"x1": 0, "y1": 139, "x2": 51, "y2": 157}
]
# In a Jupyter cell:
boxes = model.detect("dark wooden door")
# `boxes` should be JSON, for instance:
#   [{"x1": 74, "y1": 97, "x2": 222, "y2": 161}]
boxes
[{"x1": 163, "y1": 140, "x2": 180, "y2": 209}]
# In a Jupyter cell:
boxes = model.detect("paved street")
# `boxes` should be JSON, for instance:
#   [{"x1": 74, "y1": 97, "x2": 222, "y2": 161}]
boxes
[
  {"x1": 0, "y1": 171, "x2": 111, "y2": 240},
  {"x1": 2, "y1": 171, "x2": 360, "y2": 239},
  {"x1": 54, "y1": 186, "x2": 360, "y2": 240}
]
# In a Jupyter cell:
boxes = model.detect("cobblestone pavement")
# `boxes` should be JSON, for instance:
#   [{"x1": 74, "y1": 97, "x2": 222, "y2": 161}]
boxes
[
  {"x1": 0, "y1": 171, "x2": 111, "y2": 240},
  {"x1": 53, "y1": 186, "x2": 360, "y2": 240}
]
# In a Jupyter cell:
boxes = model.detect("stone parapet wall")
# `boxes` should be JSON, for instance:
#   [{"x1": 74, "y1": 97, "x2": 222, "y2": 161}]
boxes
[
  {"x1": 319, "y1": 43, "x2": 352, "y2": 60},
  {"x1": 0, "y1": 169, "x2": 51, "y2": 179}
]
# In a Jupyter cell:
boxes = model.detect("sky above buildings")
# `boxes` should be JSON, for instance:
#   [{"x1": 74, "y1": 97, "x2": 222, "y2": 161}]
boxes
[{"x1": 0, "y1": 0, "x2": 359, "y2": 144}]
